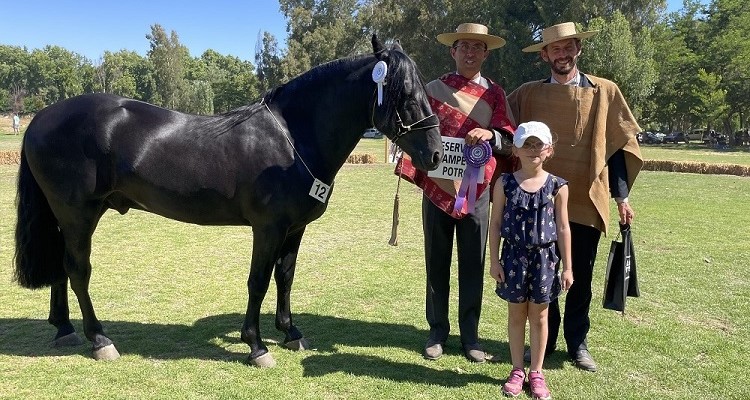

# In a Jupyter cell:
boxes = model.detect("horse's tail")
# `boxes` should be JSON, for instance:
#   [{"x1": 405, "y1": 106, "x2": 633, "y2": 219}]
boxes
[{"x1": 14, "y1": 146, "x2": 66, "y2": 289}]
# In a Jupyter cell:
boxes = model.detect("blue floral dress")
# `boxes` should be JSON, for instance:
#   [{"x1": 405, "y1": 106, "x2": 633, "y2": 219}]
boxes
[{"x1": 495, "y1": 173, "x2": 568, "y2": 304}]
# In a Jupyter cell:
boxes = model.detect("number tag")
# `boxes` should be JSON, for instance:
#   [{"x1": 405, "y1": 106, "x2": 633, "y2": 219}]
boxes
[{"x1": 309, "y1": 178, "x2": 331, "y2": 203}]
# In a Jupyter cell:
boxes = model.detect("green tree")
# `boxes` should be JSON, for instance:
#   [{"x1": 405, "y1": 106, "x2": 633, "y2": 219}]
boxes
[
  {"x1": 703, "y1": 0, "x2": 750, "y2": 131},
  {"x1": 0, "y1": 45, "x2": 31, "y2": 112},
  {"x1": 583, "y1": 12, "x2": 658, "y2": 119},
  {"x1": 255, "y1": 31, "x2": 286, "y2": 93},
  {"x1": 147, "y1": 24, "x2": 189, "y2": 109},
  {"x1": 191, "y1": 49, "x2": 259, "y2": 113},
  {"x1": 691, "y1": 68, "x2": 727, "y2": 130},
  {"x1": 99, "y1": 50, "x2": 148, "y2": 98},
  {"x1": 279, "y1": 0, "x2": 367, "y2": 78}
]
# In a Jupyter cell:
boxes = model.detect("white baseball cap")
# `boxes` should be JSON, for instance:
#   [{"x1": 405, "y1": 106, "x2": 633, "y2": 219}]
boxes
[{"x1": 513, "y1": 121, "x2": 553, "y2": 148}]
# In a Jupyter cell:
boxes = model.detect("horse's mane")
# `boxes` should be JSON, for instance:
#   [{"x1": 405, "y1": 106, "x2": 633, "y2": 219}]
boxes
[
  {"x1": 192, "y1": 44, "x2": 425, "y2": 136},
  {"x1": 379, "y1": 48, "x2": 429, "y2": 125}
]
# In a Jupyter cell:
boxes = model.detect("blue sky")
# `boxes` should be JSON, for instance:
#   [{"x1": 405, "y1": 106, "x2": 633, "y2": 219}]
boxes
[
  {"x1": 0, "y1": 0, "x2": 287, "y2": 62},
  {"x1": 1, "y1": 0, "x2": 687, "y2": 63}
]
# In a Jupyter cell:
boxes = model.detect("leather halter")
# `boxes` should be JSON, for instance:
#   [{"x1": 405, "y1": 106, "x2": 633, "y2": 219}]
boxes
[{"x1": 370, "y1": 91, "x2": 439, "y2": 144}]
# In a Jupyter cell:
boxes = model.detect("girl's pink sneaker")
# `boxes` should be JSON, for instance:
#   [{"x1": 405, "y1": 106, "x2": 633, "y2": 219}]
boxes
[
  {"x1": 502, "y1": 368, "x2": 526, "y2": 397},
  {"x1": 528, "y1": 371, "x2": 552, "y2": 400}
]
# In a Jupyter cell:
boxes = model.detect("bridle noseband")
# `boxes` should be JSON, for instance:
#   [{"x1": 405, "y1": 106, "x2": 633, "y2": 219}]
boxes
[
  {"x1": 370, "y1": 92, "x2": 439, "y2": 144},
  {"x1": 391, "y1": 110, "x2": 440, "y2": 143}
]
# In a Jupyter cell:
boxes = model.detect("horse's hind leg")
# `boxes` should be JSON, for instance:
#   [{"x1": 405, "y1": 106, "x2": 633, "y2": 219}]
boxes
[
  {"x1": 56, "y1": 202, "x2": 120, "y2": 361},
  {"x1": 49, "y1": 280, "x2": 84, "y2": 347},
  {"x1": 273, "y1": 228, "x2": 308, "y2": 351}
]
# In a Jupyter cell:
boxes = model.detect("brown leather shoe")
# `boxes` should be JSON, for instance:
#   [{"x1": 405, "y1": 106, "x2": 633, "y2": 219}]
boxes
[
  {"x1": 574, "y1": 349, "x2": 598, "y2": 372},
  {"x1": 423, "y1": 339, "x2": 444, "y2": 360}
]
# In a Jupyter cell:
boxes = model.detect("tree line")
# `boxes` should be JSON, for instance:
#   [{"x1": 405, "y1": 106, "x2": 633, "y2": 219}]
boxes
[{"x1": 1, "y1": 0, "x2": 747, "y2": 134}]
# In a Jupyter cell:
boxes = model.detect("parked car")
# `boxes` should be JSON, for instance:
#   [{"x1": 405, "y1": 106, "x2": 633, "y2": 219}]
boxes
[
  {"x1": 687, "y1": 129, "x2": 705, "y2": 141},
  {"x1": 362, "y1": 128, "x2": 383, "y2": 138},
  {"x1": 643, "y1": 131, "x2": 666, "y2": 144},
  {"x1": 664, "y1": 131, "x2": 688, "y2": 143}
]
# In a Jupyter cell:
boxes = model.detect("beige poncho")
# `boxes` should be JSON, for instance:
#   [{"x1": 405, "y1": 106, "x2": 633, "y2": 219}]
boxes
[{"x1": 507, "y1": 75, "x2": 643, "y2": 235}]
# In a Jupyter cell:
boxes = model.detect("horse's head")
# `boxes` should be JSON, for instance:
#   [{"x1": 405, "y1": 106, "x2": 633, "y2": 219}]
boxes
[{"x1": 370, "y1": 35, "x2": 442, "y2": 171}]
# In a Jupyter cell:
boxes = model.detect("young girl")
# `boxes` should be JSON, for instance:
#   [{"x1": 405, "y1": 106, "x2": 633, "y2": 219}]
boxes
[{"x1": 489, "y1": 121, "x2": 573, "y2": 399}]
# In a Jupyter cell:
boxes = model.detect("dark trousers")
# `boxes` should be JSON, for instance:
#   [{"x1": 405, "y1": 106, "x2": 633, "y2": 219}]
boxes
[
  {"x1": 548, "y1": 222, "x2": 602, "y2": 357},
  {"x1": 422, "y1": 190, "x2": 489, "y2": 345}
]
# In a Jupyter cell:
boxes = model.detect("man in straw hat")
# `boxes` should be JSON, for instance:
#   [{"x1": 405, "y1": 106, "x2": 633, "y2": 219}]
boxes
[
  {"x1": 507, "y1": 22, "x2": 643, "y2": 372},
  {"x1": 396, "y1": 22, "x2": 515, "y2": 363}
]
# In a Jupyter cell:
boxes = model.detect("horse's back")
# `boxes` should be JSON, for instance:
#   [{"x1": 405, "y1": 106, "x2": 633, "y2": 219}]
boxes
[{"x1": 23, "y1": 94, "x2": 181, "y2": 203}]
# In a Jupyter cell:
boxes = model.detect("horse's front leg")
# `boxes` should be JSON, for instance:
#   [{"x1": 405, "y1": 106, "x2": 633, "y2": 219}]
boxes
[
  {"x1": 274, "y1": 228, "x2": 308, "y2": 350},
  {"x1": 241, "y1": 225, "x2": 286, "y2": 367}
]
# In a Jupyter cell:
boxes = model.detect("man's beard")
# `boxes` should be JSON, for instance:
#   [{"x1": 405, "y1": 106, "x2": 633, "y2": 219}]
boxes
[{"x1": 550, "y1": 57, "x2": 576, "y2": 75}]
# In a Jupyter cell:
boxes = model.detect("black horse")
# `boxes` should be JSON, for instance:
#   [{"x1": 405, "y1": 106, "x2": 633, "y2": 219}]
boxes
[{"x1": 14, "y1": 36, "x2": 442, "y2": 367}]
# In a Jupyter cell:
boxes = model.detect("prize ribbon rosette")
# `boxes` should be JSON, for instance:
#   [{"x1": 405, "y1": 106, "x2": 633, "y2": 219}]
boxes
[{"x1": 452, "y1": 142, "x2": 492, "y2": 215}]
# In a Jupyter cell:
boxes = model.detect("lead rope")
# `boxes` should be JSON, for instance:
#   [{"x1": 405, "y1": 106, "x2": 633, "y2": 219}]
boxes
[
  {"x1": 388, "y1": 160, "x2": 403, "y2": 246},
  {"x1": 371, "y1": 90, "x2": 401, "y2": 246}
]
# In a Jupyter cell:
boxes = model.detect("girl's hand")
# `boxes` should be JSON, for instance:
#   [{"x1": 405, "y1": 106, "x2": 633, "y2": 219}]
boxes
[
  {"x1": 561, "y1": 269, "x2": 574, "y2": 291},
  {"x1": 489, "y1": 261, "x2": 505, "y2": 283}
]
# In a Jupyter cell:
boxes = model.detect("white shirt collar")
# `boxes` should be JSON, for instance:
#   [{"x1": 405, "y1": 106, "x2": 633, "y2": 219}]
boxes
[{"x1": 551, "y1": 71, "x2": 581, "y2": 86}]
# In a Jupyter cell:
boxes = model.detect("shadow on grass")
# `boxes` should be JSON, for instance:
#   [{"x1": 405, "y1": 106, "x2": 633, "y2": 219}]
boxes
[
  {"x1": 300, "y1": 353, "x2": 500, "y2": 386},
  {"x1": 2, "y1": 312, "x2": 571, "y2": 377}
]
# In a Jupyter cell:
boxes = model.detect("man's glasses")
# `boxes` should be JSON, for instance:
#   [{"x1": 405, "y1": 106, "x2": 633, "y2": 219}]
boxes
[{"x1": 454, "y1": 43, "x2": 486, "y2": 53}]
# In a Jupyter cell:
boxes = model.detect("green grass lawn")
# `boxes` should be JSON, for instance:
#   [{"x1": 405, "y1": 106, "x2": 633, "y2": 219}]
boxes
[
  {"x1": 0, "y1": 162, "x2": 748, "y2": 399},
  {"x1": 4, "y1": 130, "x2": 750, "y2": 166}
]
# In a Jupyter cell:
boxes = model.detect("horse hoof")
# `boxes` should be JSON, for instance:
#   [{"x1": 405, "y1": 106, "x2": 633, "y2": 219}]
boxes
[
  {"x1": 285, "y1": 338, "x2": 309, "y2": 351},
  {"x1": 93, "y1": 344, "x2": 121, "y2": 361},
  {"x1": 52, "y1": 332, "x2": 84, "y2": 347},
  {"x1": 248, "y1": 352, "x2": 276, "y2": 368}
]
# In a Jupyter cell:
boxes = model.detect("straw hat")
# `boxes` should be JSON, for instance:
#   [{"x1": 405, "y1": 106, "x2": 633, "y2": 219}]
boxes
[
  {"x1": 522, "y1": 22, "x2": 599, "y2": 53},
  {"x1": 437, "y1": 23, "x2": 506, "y2": 50}
]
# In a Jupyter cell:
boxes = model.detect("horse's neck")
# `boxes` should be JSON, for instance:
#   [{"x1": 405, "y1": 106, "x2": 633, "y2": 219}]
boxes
[{"x1": 278, "y1": 68, "x2": 373, "y2": 182}]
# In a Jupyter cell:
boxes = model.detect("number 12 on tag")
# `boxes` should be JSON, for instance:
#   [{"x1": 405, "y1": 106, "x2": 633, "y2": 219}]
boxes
[{"x1": 309, "y1": 178, "x2": 331, "y2": 203}]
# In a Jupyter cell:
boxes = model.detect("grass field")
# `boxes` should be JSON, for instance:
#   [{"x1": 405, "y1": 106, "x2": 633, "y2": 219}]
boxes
[
  {"x1": 1, "y1": 159, "x2": 748, "y2": 399},
  {"x1": 4, "y1": 130, "x2": 750, "y2": 165}
]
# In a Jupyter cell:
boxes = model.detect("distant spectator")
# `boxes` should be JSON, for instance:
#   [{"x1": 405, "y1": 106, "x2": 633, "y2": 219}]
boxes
[{"x1": 12, "y1": 113, "x2": 21, "y2": 134}]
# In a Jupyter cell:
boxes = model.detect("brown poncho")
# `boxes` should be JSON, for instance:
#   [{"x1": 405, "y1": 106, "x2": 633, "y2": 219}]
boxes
[{"x1": 507, "y1": 75, "x2": 643, "y2": 235}]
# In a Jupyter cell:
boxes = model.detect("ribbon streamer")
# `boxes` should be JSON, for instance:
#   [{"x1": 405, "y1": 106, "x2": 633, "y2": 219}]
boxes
[{"x1": 453, "y1": 141, "x2": 492, "y2": 215}]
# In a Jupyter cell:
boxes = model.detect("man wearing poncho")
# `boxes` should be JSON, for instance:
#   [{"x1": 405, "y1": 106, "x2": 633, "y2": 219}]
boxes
[
  {"x1": 397, "y1": 22, "x2": 515, "y2": 363},
  {"x1": 507, "y1": 22, "x2": 643, "y2": 372}
]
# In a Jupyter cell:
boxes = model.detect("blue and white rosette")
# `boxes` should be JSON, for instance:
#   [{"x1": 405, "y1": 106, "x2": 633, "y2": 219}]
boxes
[{"x1": 453, "y1": 141, "x2": 492, "y2": 215}]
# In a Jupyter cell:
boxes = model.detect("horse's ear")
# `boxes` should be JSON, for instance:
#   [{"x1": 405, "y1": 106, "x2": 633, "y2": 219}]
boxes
[
  {"x1": 372, "y1": 34, "x2": 386, "y2": 55},
  {"x1": 392, "y1": 39, "x2": 403, "y2": 52}
]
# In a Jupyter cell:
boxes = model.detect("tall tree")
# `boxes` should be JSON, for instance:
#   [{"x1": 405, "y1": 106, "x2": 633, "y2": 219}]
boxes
[
  {"x1": 583, "y1": 12, "x2": 658, "y2": 119},
  {"x1": 0, "y1": 45, "x2": 30, "y2": 112},
  {"x1": 255, "y1": 31, "x2": 286, "y2": 92},
  {"x1": 279, "y1": 0, "x2": 367, "y2": 78},
  {"x1": 147, "y1": 24, "x2": 189, "y2": 109},
  {"x1": 704, "y1": 0, "x2": 750, "y2": 130},
  {"x1": 195, "y1": 49, "x2": 260, "y2": 112}
]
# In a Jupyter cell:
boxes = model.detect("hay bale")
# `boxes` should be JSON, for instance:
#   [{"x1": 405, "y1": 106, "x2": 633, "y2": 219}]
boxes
[
  {"x1": 642, "y1": 159, "x2": 749, "y2": 177},
  {"x1": 346, "y1": 153, "x2": 376, "y2": 164},
  {"x1": 0, "y1": 151, "x2": 20, "y2": 165}
]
